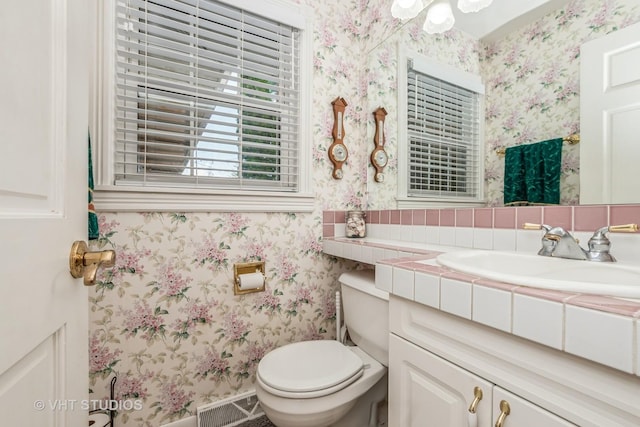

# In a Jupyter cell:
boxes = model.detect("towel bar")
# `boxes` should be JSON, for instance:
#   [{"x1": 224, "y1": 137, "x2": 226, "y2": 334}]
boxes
[{"x1": 496, "y1": 134, "x2": 579, "y2": 157}]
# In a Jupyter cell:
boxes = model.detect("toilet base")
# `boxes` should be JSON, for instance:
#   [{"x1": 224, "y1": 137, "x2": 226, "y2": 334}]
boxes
[
  {"x1": 329, "y1": 373, "x2": 387, "y2": 427},
  {"x1": 258, "y1": 372, "x2": 387, "y2": 427},
  {"x1": 260, "y1": 398, "x2": 356, "y2": 427}
]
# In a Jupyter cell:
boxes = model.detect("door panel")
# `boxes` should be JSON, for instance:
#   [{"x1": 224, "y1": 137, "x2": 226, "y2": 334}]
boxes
[
  {"x1": 1, "y1": 333, "x2": 64, "y2": 426},
  {"x1": 493, "y1": 386, "x2": 576, "y2": 427},
  {"x1": 580, "y1": 21, "x2": 640, "y2": 204},
  {"x1": 0, "y1": 0, "x2": 89, "y2": 425},
  {"x1": 389, "y1": 334, "x2": 493, "y2": 427}
]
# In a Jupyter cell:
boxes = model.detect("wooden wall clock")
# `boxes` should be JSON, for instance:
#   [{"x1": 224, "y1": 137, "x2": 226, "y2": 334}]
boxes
[
  {"x1": 370, "y1": 107, "x2": 388, "y2": 183},
  {"x1": 329, "y1": 97, "x2": 348, "y2": 179}
]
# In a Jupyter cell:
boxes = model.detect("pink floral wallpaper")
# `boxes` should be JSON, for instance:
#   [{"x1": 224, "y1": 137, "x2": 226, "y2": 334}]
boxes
[
  {"x1": 364, "y1": 0, "x2": 640, "y2": 208},
  {"x1": 89, "y1": 0, "x2": 640, "y2": 425},
  {"x1": 89, "y1": 212, "x2": 350, "y2": 425},
  {"x1": 364, "y1": 16, "x2": 480, "y2": 209},
  {"x1": 481, "y1": 0, "x2": 640, "y2": 206}
]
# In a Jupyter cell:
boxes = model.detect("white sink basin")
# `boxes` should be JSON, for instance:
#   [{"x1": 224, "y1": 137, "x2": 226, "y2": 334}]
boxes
[{"x1": 435, "y1": 250, "x2": 640, "y2": 298}]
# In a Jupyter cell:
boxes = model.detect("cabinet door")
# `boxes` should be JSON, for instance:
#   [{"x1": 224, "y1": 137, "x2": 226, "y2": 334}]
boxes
[
  {"x1": 389, "y1": 334, "x2": 493, "y2": 427},
  {"x1": 492, "y1": 386, "x2": 576, "y2": 427}
]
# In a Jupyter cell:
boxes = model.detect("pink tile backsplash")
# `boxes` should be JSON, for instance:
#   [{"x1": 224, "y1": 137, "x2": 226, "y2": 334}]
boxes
[
  {"x1": 323, "y1": 205, "x2": 640, "y2": 239},
  {"x1": 474, "y1": 208, "x2": 493, "y2": 228},
  {"x1": 401, "y1": 210, "x2": 413, "y2": 225},
  {"x1": 426, "y1": 209, "x2": 440, "y2": 225},
  {"x1": 323, "y1": 211, "x2": 335, "y2": 223},
  {"x1": 516, "y1": 206, "x2": 542, "y2": 229},
  {"x1": 412, "y1": 209, "x2": 426, "y2": 225},
  {"x1": 543, "y1": 206, "x2": 572, "y2": 230},
  {"x1": 390, "y1": 210, "x2": 401, "y2": 224},
  {"x1": 574, "y1": 205, "x2": 608, "y2": 231},
  {"x1": 368, "y1": 210, "x2": 380, "y2": 224},
  {"x1": 440, "y1": 209, "x2": 455, "y2": 226},
  {"x1": 494, "y1": 208, "x2": 515, "y2": 229},
  {"x1": 456, "y1": 209, "x2": 473, "y2": 227},
  {"x1": 610, "y1": 205, "x2": 640, "y2": 230},
  {"x1": 380, "y1": 210, "x2": 390, "y2": 224}
]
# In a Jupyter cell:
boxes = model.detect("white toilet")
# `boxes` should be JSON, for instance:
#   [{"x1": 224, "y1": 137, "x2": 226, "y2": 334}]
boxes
[{"x1": 256, "y1": 269, "x2": 389, "y2": 427}]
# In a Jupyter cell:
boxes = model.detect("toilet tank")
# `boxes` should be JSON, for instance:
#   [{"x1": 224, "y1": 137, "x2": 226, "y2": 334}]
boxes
[{"x1": 339, "y1": 269, "x2": 389, "y2": 366}]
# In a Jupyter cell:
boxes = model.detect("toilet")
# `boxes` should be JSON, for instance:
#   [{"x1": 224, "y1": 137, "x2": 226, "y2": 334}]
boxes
[{"x1": 256, "y1": 269, "x2": 389, "y2": 427}]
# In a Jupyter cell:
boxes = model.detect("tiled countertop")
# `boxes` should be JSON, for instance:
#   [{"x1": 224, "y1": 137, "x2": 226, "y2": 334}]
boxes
[{"x1": 323, "y1": 237, "x2": 640, "y2": 377}]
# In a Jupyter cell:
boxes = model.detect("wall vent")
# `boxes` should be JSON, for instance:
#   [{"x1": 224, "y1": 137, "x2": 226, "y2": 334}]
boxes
[{"x1": 197, "y1": 390, "x2": 270, "y2": 427}]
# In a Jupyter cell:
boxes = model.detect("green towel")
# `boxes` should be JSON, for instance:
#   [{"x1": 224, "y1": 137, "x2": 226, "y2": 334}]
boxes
[
  {"x1": 88, "y1": 133, "x2": 99, "y2": 240},
  {"x1": 504, "y1": 138, "x2": 562, "y2": 205}
]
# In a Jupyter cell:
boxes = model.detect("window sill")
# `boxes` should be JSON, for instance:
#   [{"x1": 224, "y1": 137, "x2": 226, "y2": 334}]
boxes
[{"x1": 93, "y1": 186, "x2": 315, "y2": 213}]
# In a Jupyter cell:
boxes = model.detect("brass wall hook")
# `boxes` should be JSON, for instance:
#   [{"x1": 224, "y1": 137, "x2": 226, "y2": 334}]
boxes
[{"x1": 69, "y1": 241, "x2": 116, "y2": 286}]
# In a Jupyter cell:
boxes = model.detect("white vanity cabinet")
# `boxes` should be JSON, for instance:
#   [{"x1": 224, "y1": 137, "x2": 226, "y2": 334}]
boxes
[
  {"x1": 492, "y1": 386, "x2": 575, "y2": 427},
  {"x1": 388, "y1": 295, "x2": 640, "y2": 427},
  {"x1": 389, "y1": 334, "x2": 575, "y2": 426},
  {"x1": 389, "y1": 333, "x2": 492, "y2": 426}
]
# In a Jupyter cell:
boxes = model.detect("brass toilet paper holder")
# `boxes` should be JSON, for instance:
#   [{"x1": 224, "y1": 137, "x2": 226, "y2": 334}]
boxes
[{"x1": 233, "y1": 261, "x2": 266, "y2": 295}]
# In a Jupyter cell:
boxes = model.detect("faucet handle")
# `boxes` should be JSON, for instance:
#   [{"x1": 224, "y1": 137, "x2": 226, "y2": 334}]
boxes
[
  {"x1": 523, "y1": 223, "x2": 557, "y2": 256},
  {"x1": 523, "y1": 223, "x2": 552, "y2": 231},
  {"x1": 608, "y1": 224, "x2": 639, "y2": 233},
  {"x1": 586, "y1": 224, "x2": 637, "y2": 262},
  {"x1": 590, "y1": 224, "x2": 638, "y2": 242}
]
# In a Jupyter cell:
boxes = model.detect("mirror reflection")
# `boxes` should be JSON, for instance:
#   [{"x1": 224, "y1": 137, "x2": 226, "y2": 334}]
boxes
[{"x1": 366, "y1": 0, "x2": 640, "y2": 208}]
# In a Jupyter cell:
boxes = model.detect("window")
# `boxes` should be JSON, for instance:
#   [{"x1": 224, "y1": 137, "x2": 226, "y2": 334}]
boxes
[
  {"x1": 94, "y1": 0, "x2": 313, "y2": 211},
  {"x1": 397, "y1": 52, "x2": 484, "y2": 207}
]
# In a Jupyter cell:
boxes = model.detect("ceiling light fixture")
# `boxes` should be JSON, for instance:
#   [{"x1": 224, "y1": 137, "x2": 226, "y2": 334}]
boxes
[
  {"x1": 457, "y1": 0, "x2": 493, "y2": 13},
  {"x1": 391, "y1": 0, "x2": 430, "y2": 20},
  {"x1": 391, "y1": 0, "x2": 493, "y2": 34},
  {"x1": 424, "y1": 0, "x2": 455, "y2": 34}
]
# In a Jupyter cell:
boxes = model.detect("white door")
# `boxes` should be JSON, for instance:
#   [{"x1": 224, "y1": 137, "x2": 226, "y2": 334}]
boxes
[
  {"x1": 580, "y1": 21, "x2": 640, "y2": 204},
  {"x1": 389, "y1": 334, "x2": 493, "y2": 427},
  {"x1": 0, "y1": 0, "x2": 90, "y2": 426}
]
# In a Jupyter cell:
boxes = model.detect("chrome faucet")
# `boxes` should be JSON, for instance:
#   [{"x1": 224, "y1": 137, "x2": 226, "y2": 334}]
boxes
[
  {"x1": 585, "y1": 224, "x2": 638, "y2": 262},
  {"x1": 524, "y1": 223, "x2": 638, "y2": 262}
]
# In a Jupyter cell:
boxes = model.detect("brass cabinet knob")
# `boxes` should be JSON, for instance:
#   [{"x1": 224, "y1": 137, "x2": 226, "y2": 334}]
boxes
[
  {"x1": 467, "y1": 386, "x2": 484, "y2": 427},
  {"x1": 468, "y1": 386, "x2": 483, "y2": 414},
  {"x1": 494, "y1": 400, "x2": 511, "y2": 427}
]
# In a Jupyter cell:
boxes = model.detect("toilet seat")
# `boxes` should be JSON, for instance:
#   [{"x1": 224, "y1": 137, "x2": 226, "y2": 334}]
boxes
[{"x1": 257, "y1": 340, "x2": 364, "y2": 399}]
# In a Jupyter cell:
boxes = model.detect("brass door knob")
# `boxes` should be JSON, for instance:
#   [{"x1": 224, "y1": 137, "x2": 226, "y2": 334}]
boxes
[{"x1": 69, "y1": 241, "x2": 116, "y2": 286}]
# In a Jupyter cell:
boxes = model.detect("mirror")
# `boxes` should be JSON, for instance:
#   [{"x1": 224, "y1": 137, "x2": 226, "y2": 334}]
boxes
[{"x1": 364, "y1": 0, "x2": 640, "y2": 208}]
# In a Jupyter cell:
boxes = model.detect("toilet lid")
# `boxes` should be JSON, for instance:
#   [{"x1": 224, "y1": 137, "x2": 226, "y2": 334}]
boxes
[{"x1": 258, "y1": 340, "x2": 363, "y2": 394}]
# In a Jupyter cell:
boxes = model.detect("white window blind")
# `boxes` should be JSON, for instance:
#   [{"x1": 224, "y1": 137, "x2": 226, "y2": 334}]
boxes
[
  {"x1": 407, "y1": 60, "x2": 481, "y2": 200},
  {"x1": 114, "y1": 0, "x2": 301, "y2": 192}
]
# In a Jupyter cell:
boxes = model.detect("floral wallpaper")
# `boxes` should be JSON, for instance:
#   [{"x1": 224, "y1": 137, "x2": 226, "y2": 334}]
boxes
[
  {"x1": 481, "y1": 0, "x2": 640, "y2": 206},
  {"x1": 364, "y1": 0, "x2": 640, "y2": 208},
  {"x1": 364, "y1": 15, "x2": 480, "y2": 209},
  {"x1": 89, "y1": 0, "x2": 640, "y2": 425},
  {"x1": 89, "y1": 212, "x2": 352, "y2": 425},
  {"x1": 88, "y1": 1, "x2": 414, "y2": 425}
]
